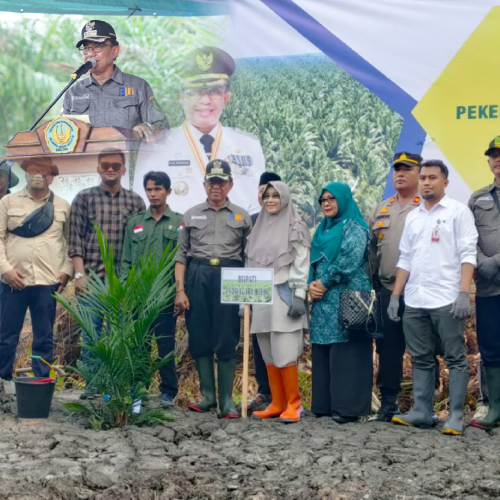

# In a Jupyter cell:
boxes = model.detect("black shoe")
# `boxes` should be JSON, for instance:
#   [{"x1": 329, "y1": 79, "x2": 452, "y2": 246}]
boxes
[
  {"x1": 332, "y1": 415, "x2": 358, "y2": 424},
  {"x1": 369, "y1": 391, "x2": 400, "y2": 422}
]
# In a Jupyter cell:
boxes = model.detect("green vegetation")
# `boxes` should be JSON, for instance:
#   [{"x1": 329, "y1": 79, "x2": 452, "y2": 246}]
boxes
[
  {"x1": 225, "y1": 55, "x2": 402, "y2": 221},
  {"x1": 55, "y1": 224, "x2": 177, "y2": 430}
]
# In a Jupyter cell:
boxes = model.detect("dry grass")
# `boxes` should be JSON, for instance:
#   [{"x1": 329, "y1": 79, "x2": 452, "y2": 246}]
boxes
[{"x1": 17, "y1": 287, "x2": 481, "y2": 413}]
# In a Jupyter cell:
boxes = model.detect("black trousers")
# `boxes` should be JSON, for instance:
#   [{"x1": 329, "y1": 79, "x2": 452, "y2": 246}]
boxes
[
  {"x1": 252, "y1": 333, "x2": 270, "y2": 395},
  {"x1": 151, "y1": 306, "x2": 178, "y2": 397},
  {"x1": 476, "y1": 295, "x2": 500, "y2": 369},
  {"x1": 312, "y1": 336, "x2": 373, "y2": 418},
  {"x1": 185, "y1": 261, "x2": 241, "y2": 360},
  {"x1": 375, "y1": 286, "x2": 406, "y2": 394},
  {"x1": 0, "y1": 283, "x2": 58, "y2": 379}
]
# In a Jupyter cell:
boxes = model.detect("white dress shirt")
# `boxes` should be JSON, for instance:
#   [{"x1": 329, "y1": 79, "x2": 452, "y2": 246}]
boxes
[{"x1": 397, "y1": 195, "x2": 478, "y2": 309}]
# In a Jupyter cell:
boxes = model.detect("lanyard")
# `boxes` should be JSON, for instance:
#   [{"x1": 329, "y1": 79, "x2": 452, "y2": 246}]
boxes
[{"x1": 182, "y1": 121, "x2": 223, "y2": 175}]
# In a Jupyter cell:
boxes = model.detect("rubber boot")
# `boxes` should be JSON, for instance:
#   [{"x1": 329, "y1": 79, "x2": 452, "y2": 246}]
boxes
[
  {"x1": 279, "y1": 364, "x2": 301, "y2": 423},
  {"x1": 392, "y1": 368, "x2": 434, "y2": 429},
  {"x1": 253, "y1": 365, "x2": 287, "y2": 419},
  {"x1": 217, "y1": 359, "x2": 239, "y2": 419},
  {"x1": 471, "y1": 367, "x2": 500, "y2": 429},
  {"x1": 442, "y1": 370, "x2": 469, "y2": 435},
  {"x1": 188, "y1": 357, "x2": 217, "y2": 412},
  {"x1": 368, "y1": 389, "x2": 400, "y2": 422}
]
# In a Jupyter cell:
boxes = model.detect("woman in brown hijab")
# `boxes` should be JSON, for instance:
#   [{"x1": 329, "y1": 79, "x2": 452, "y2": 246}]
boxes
[{"x1": 245, "y1": 181, "x2": 311, "y2": 423}]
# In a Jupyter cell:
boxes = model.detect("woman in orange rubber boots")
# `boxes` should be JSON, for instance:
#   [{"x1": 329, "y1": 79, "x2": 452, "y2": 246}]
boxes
[{"x1": 245, "y1": 181, "x2": 311, "y2": 423}]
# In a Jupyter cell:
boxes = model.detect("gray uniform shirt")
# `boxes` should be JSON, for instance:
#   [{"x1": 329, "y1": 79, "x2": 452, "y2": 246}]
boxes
[
  {"x1": 468, "y1": 181, "x2": 500, "y2": 297},
  {"x1": 369, "y1": 194, "x2": 421, "y2": 291},
  {"x1": 62, "y1": 65, "x2": 168, "y2": 131},
  {"x1": 176, "y1": 199, "x2": 251, "y2": 265}
]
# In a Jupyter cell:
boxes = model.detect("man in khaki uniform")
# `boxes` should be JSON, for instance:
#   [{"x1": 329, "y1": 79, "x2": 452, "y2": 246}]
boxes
[
  {"x1": 0, "y1": 159, "x2": 73, "y2": 380},
  {"x1": 469, "y1": 136, "x2": 500, "y2": 429},
  {"x1": 174, "y1": 159, "x2": 251, "y2": 419},
  {"x1": 368, "y1": 152, "x2": 422, "y2": 421}
]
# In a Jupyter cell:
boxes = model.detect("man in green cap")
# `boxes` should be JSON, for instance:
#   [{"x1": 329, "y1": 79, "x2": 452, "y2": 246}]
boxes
[{"x1": 0, "y1": 165, "x2": 19, "y2": 200}]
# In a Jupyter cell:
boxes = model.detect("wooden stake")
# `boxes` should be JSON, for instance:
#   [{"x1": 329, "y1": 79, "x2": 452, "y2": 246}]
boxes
[{"x1": 241, "y1": 304, "x2": 251, "y2": 419}]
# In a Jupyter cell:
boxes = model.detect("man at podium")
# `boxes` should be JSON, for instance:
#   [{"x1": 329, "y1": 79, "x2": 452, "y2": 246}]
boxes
[{"x1": 61, "y1": 20, "x2": 169, "y2": 144}]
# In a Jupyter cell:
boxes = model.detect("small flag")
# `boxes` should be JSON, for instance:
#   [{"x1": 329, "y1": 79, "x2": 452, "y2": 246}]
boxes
[{"x1": 133, "y1": 226, "x2": 143, "y2": 233}]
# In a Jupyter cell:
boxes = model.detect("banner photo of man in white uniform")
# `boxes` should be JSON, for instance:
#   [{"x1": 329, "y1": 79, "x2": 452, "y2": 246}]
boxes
[{"x1": 133, "y1": 46, "x2": 265, "y2": 215}]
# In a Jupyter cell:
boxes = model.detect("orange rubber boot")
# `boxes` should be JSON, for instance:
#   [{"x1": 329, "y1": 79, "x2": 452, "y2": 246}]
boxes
[
  {"x1": 252, "y1": 365, "x2": 287, "y2": 419},
  {"x1": 279, "y1": 363, "x2": 301, "y2": 423}
]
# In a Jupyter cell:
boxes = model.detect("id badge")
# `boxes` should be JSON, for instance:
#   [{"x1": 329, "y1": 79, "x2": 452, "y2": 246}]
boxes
[{"x1": 431, "y1": 227, "x2": 440, "y2": 242}]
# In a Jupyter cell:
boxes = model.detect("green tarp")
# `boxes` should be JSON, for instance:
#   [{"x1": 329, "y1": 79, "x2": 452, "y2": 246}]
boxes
[{"x1": 0, "y1": 0, "x2": 226, "y2": 16}]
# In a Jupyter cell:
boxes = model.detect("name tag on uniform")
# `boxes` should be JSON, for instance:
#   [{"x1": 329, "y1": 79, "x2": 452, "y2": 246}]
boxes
[
  {"x1": 477, "y1": 195, "x2": 493, "y2": 202},
  {"x1": 133, "y1": 226, "x2": 143, "y2": 233},
  {"x1": 72, "y1": 94, "x2": 89, "y2": 100},
  {"x1": 191, "y1": 215, "x2": 207, "y2": 220},
  {"x1": 169, "y1": 160, "x2": 191, "y2": 167}
]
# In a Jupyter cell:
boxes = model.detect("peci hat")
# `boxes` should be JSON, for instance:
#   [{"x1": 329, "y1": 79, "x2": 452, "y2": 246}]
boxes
[
  {"x1": 20, "y1": 157, "x2": 59, "y2": 176},
  {"x1": 76, "y1": 20, "x2": 117, "y2": 48},
  {"x1": 259, "y1": 172, "x2": 281, "y2": 186},
  {"x1": 393, "y1": 152, "x2": 422, "y2": 168},
  {"x1": 182, "y1": 46, "x2": 235, "y2": 88},
  {"x1": 205, "y1": 159, "x2": 232, "y2": 181},
  {"x1": 484, "y1": 136, "x2": 500, "y2": 156}
]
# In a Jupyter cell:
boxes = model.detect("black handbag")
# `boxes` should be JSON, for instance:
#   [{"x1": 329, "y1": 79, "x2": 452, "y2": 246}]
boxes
[
  {"x1": 9, "y1": 191, "x2": 55, "y2": 238},
  {"x1": 338, "y1": 250, "x2": 383, "y2": 338}
]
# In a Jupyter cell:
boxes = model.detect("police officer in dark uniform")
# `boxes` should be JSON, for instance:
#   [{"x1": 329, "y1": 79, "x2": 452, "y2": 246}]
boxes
[
  {"x1": 174, "y1": 159, "x2": 251, "y2": 418},
  {"x1": 368, "y1": 152, "x2": 423, "y2": 421},
  {"x1": 62, "y1": 20, "x2": 168, "y2": 144}
]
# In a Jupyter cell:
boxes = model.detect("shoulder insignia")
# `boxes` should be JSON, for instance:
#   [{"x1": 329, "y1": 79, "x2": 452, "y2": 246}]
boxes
[
  {"x1": 388, "y1": 196, "x2": 396, "y2": 205},
  {"x1": 228, "y1": 127, "x2": 259, "y2": 141},
  {"x1": 413, "y1": 196, "x2": 421, "y2": 203}
]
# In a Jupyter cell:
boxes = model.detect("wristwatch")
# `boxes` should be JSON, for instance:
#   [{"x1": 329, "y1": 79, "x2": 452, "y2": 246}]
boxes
[{"x1": 75, "y1": 272, "x2": 85, "y2": 280}]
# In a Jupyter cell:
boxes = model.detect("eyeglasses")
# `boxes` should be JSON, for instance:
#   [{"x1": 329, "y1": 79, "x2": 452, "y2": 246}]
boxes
[
  {"x1": 319, "y1": 196, "x2": 336, "y2": 205},
  {"x1": 100, "y1": 162, "x2": 123, "y2": 172},
  {"x1": 79, "y1": 43, "x2": 112, "y2": 55},
  {"x1": 183, "y1": 86, "x2": 227, "y2": 99}
]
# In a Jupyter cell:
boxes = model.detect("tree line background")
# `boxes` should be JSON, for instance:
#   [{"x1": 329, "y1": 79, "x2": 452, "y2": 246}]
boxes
[{"x1": 0, "y1": 16, "x2": 402, "y2": 222}]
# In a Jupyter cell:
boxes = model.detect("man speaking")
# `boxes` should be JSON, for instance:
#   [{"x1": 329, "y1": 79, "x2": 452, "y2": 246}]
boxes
[
  {"x1": 62, "y1": 20, "x2": 169, "y2": 144},
  {"x1": 134, "y1": 46, "x2": 265, "y2": 214}
]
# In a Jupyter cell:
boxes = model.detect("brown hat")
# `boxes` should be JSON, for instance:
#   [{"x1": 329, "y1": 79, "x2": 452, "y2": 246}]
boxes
[{"x1": 20, "y1": 157, "x2": 59, "y2": 176}]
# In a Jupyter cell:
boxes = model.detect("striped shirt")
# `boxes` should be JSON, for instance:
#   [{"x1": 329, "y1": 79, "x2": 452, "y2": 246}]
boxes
[{"x1": 69, "y1": 185, "x2": 145, "y2": 277}]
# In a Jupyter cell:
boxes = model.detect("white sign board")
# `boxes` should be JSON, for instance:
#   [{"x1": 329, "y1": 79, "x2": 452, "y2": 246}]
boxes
[{"x1": 220, "y1": 268, "x2": 274, "y2": 305}]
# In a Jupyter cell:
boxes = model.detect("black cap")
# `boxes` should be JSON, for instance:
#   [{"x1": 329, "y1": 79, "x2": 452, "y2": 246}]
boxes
[
  {"x1": 183, "y1": 46, "x2": 235, "y2": 88},
  {"x1": 393, "y1": 152, "x2": 422, "y2": 168},
  {"x1": 484, "y1": 136, "x2": 500, "y2": 156},
  {"x1": 259, "y1": 172, "x2": 281, "y2": 186},
  {"x1": 205, "y1": 159, "x2": 232, "y2": 181},
  {"x1": 76, "y1": 20, "x2": 117, "y2": 48}
]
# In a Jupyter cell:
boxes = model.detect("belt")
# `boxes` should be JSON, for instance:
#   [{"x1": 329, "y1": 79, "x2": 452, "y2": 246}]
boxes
[{"x1": 189, "y1": 257, "x2": 243, "y2": 267}]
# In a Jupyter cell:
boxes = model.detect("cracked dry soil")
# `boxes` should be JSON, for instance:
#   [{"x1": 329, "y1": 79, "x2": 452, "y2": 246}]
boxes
[{"x1": 1, "y1": 392, "x2": 500, "y2": 500}]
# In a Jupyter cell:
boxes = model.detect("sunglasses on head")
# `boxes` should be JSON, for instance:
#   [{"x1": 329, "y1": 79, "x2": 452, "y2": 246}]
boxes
[{"x1": 100, "y1": 162, "x2": 123, "y2": 171}]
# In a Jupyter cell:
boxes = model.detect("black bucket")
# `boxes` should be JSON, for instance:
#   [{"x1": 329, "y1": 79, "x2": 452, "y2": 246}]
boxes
[{"x1": 14, "y1": 377, "x2": 56, "y2": 418}]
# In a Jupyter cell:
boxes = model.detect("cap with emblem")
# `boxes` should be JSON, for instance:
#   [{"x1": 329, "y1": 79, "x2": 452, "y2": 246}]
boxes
[
  {"x1": 205, "y1": 159, "x2": 232, "y2": 181},
  {"x1": 484, "y1": 136, "x2": 500, "y2": 156},
  {"x1": 76, "y1": 20, "x2": 117, "y2": 48},
  {"x1": 259, "y1": 172, "x2": 281, "y2": 186},
  {"x1": 393, "y1": 152, "x2": 423, "y2": 168},
  {"x1": 182, "y1": 46, "x2": 235, "y2": 88}
]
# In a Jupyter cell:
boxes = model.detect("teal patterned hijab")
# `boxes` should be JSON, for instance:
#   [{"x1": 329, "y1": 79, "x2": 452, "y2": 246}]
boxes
[{"x1": 310, "y1": 182, "x2": 368, "y2": 267}]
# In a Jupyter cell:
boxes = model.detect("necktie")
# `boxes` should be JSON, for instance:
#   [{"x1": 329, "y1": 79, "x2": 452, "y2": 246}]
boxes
[{"x1": 200, "y1": 134, "x2": 215, "y2": 160}]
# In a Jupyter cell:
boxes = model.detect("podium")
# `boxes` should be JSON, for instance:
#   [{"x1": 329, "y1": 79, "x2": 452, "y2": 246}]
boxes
[{"x1": 2, "y1": 116, "x2": 153, "y2": 202}]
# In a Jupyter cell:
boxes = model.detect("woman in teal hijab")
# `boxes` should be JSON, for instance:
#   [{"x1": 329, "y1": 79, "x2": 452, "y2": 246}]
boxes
[{"x1": 309, "y1": 182, "x2": 373, "y2": 423}]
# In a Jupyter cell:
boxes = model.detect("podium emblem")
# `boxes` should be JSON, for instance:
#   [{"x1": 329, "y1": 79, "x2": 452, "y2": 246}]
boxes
[{"x1": 45, "y1": 117, "x2": 79, "y2": 154}]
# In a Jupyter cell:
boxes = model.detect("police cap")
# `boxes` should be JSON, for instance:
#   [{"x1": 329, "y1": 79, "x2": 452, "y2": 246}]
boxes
[
  {"x1": 76, "y1": 20, "x2": 117, "y2": 48},
  {"x1": 393, "y1": 152, "x2": 422, "y2": 168},
  {"x1": 183, "y1": 46, "x2": 235, "y2": 88},
  {"x1": 205, "y1": 159, "x2": 232, "y2": 182}
]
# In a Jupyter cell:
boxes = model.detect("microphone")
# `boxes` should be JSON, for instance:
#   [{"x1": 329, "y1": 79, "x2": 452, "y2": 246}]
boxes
[{"x1": 71, "y1": 58, "x2": 96, "y2": 80}]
